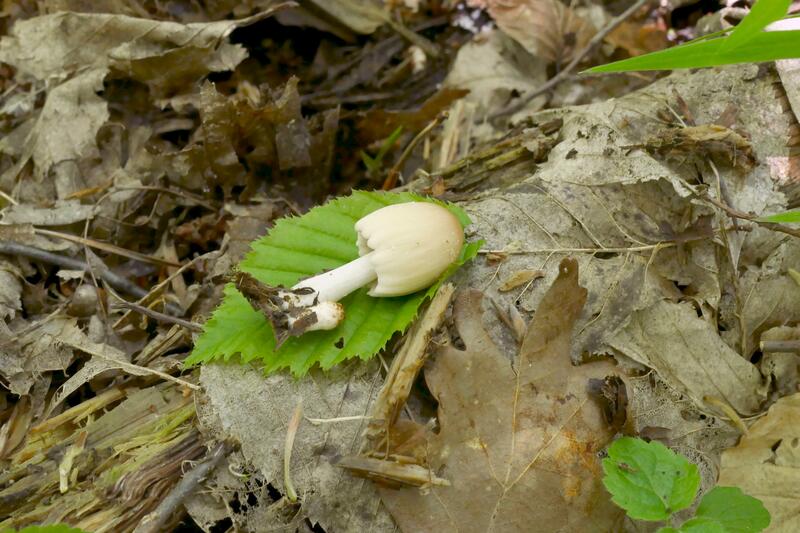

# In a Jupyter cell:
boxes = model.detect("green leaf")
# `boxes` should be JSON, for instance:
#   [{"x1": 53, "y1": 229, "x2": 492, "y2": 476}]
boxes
[
  {"x1": 720, "y1": 0, "x2": 791, "y2": 52},
  {"x1": 757, "y1": 209, "x2": 800, "y2": 223},
  {"x1": 667, "y1": 486, "x2": 771, "y2": 533},
  {"x1": 185, "y1": 190, "x2": 481, "y2": 375},
  {"x1": 587, "y1": 27, "x2": 800, "y2": 73},
  {"x1": 602, "y1": 437, "x2": 700, "y2": 521}
]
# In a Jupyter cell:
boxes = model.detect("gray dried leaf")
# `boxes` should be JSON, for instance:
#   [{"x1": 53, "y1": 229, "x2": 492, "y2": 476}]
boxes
[
  {"x1": 195, "y1": 362, "x2": 395, "y2": 532},
  {"x1": 0, "y1": 317, "x2": 78, "y2": 396},
  {"x1": 1, "y1": 199, "x2": 97, "y2": 225},
  {"x1": 609, "y1": 300, "x2": 767, "y2": 415}
]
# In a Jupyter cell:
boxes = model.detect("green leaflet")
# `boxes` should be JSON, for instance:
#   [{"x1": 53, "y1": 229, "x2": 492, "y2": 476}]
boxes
[
  {"x1": 602, "y1": 437, "x2": 700, "y2": 521},
  {"x1": 658, "y1": 487, "x2": 771, "y2": 533},
  {"x1": 603, "y1": 439, "x2": 769, "y2": 533},
  {"x1": 186, "y1": 190, "x2": 481, "y2": 375}
]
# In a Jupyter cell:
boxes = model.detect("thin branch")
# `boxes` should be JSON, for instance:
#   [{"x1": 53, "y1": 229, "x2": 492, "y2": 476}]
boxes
[
  {"x1": 0, "y1": 240, "x2": 179, "y2": 311},
  {"x1": 492, "y1": 0, "x2": 652, "y2": 119},
  {"x1": 700, "y1": 193, "x2": 800, "y2": 240},
  {"x1": 133, "y1": 441, "x2": 232, "y2": 533},
  {"x1": 112, "y1": 249, "x2": 221, "y2": 329},
  {"x1": 760, "y1": 339, "x2": 800, "y2": 353},
  {"x1": 107, "y1": 288, "x2": 202, "y2": 332},
  {"x1": 34, "y1": 228, "x2": 181, "y2": 268},
  {"x1": 478, "y1": 242, "x2": 676, "y2": 255}
]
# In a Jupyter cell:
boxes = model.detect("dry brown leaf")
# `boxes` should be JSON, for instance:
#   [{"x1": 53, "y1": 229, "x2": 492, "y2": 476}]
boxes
[
  {"x1": 498, "y1": 268, "x2": 544, "y2": 291},
  {"x1": 609, "y1": 300, "x2": 766, "y2": 416},
  {"x1": 0, "y1": 317, "x2": 77, "y2": 396},
  {"x1": 605, "y1": 20, "x2": 668, "y2": 57},
  {"x1": 484, "y1": 0, "x2": 595, "y2": 64},
  {"x1": 380, "y1": 258, "x2": 624, "y2": 532},
  {"x1": 718, "y1": 393, "x2": 800, "y2": 532}
]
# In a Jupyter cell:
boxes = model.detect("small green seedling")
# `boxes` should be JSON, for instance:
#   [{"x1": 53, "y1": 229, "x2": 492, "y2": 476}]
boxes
[
  {"x1": 588, "y1": 0, "x2": 798, "y2": 73},
  {"x1": 603, "y1": 437, "x2": 770, "y2": 532},
  {"x1": 361, "y1": 126, "x2": 404, "y2": 173}
]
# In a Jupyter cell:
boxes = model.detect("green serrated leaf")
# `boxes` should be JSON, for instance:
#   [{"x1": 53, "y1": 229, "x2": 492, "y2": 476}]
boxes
[
  {"x1": 587, "y1": 28, "x2": 800, "y2": 73},
  {"x1": 186, "y1": 190, "x2": 481, "y2": 375},
  {"x1": 757, "y1": 208, "x2": 800, "y2": 223},
  {"x1": 669, "y1": 486, "x2": 771, "y2": 533},
  {"x1": 602, "y1": 437, "x2": 700, "y2": 521}
]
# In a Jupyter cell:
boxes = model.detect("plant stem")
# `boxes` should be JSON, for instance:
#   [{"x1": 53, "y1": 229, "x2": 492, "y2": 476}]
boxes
[{"x1": 293, "y1": 253, "x2": 377, "y2": 302}]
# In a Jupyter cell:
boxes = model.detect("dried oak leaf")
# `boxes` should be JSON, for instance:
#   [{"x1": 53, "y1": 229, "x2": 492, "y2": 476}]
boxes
[
  {"x1": 718, "y1": 393, "x2": 800, "y2": 531},
  {"x1": 482, "y1": 0, "x2": 595, "y2": 65},
  {"x1": 381, "y1": 258, "x2": 624, "y2": 532}
]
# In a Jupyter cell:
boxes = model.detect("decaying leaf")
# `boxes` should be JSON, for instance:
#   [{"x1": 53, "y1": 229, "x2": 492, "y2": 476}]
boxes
[
  {"x1": 605, "y1": 20, "x2": 668, "y2": 58},
  {"x1": 0, "y1": 317, "x2": 77, "y2": 396},
  {"x1": 480, "y1": 0, "x2": 596, "y2": 64},
  {"x1": 0, "y1": 7, "x2": 284, "y2": 197},
  {"x1": 194, "y1": 362, "x2": 396, "y2": 532},
  {"x1": 609, "y1": 300, "x2": 766, "y2": 416},
  {"x1": 380, "y1": 259, "x2": 624, "y2": 532},
  {"x1": 498, "y1": 268, "x2": 544, "y2": 291},
  {"x1": 622, "y1": 373, "x2": 741, "y2": 494},
  {"x1": 628, "y1": 123, "x2": 756, "y2": 171},
  {"x1": 443, "y1": 29, "x2": 548, "y2": 120},
  {"x1": 167, "y1": 78, "x2": 339, "y2": 200},
  {"x1": 718, "y1": 393, "x2": 800, "y2": 532}
]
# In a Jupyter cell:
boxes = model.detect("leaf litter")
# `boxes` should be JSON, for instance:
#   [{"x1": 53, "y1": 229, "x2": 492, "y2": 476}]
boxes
[
  {"x1": 0, "y1": 1, "x2": 799, "y2": 532},
  {"x1": 379, "y1": 259, "x2": 625, "y2": 531}
]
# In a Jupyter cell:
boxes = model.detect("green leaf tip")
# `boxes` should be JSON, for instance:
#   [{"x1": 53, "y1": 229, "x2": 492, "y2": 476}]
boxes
[
  {"x1": 602, "y1": 437, "x2": 700, "y2": 521},
  {"x1": 2, "y1": 525, "x2": 90, "y2": 533},
  {"x1": 587, "y1": 0, "x2": 796, "y2": 74},
  {"x1": 186, "y1": 190, "x2": 481, "y2": 376}
]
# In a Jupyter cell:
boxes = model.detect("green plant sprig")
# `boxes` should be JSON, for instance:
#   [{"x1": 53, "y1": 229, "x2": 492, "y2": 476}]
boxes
[{"x1": 603, "y1": 437, "x2": 770, "y2": 533}]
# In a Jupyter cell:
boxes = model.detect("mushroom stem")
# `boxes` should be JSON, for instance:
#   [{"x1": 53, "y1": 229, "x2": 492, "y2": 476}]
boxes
[{"x1": 293, "y1": 253, "x2": 377, "y2": 303}]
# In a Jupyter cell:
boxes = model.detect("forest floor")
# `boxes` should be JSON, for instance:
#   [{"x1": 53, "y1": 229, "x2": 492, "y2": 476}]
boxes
[{"x1": 0, "y1": 1, "x2": 798, "y2": 532}]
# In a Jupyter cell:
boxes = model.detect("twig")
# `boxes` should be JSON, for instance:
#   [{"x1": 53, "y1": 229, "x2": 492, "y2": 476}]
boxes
[
  {"x1": 478, "y1": 242, "x2": 676, "y2": 255},
  {"x1": 34, "y1": 228, "x2": 181, "y2": 267},
  {"x1": 112, "y1": 250, "x2": 220, "y2": 329},
  {"x1": 760, "y1": 339, "x2": 800, "y2": 353},
  {"x1": 0, "y1": 188, "x2": 16, "y2": 206},
  {"x1": 382, "y1": 112, "x2": 447, "y2": 190},
  {"x1": 305, "y1": 415, "x2": 372, "y2": 425},
  {"x1": 492, "y1": 0, "x2": 652, "y2": 119},
  {"x1": 107, "y1": 288, "x2": 202, "y2": 332},
  {"x1": 0, "y1": 240, "x2": 175, "y2": 307},
  {"x1": 133, "y1": 441, "x2": 232, "y2": 533},
  {"x1": 63, "y1": 339, "x2": 200, "y2": 390},
  {"x1": 699, "y1": 193, "x2": 800, "y2": 240},
  {"x1": 284, "y1": 402, "x2": 303, "y2": 503}
]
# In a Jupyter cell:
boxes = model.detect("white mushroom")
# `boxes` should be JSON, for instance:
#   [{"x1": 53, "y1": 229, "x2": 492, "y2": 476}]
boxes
[
  {"x1": 238, "y1": 202, "x2": 465, "y2": 345},
  {"x1": 294, "y1": 201, "x2": 464, "y2": 302}
]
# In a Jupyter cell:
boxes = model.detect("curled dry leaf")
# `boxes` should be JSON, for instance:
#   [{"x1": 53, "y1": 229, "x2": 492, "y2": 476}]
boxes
[
  {"x1": 380, "y1": 258, "x2": 624, "y2": 532},
  {"x1": 718, "y1": 393, "x2": 800, "y2": 531},
  {"x1": 482, "y1": 0, "x2": 595, "y2": 64},
  {"x1": 609, "y1": 300, "x2": 766, "y2": 416},
  {"x1": 498, "y1": 268, "x2": 545, "y2": 291}
]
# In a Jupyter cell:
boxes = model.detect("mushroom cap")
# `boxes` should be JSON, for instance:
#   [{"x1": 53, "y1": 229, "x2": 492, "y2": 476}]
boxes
[{"x1": 355, "y1": 202, "x2": 464, "y2": 297}]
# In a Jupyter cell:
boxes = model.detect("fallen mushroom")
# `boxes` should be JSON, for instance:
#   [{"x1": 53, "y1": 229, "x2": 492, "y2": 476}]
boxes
[{"x1": 234, "y1": 201, "x2": 464, "y2": 346}]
